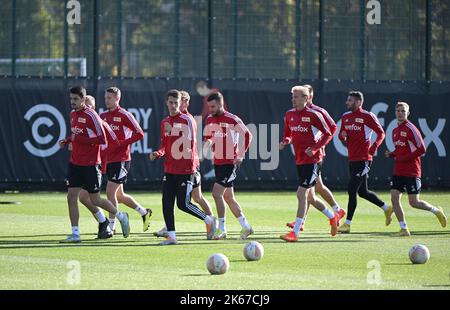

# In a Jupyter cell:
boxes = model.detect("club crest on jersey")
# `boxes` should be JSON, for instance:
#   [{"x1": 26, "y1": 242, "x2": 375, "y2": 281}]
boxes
[
  {"x1": 301, "y1": 117, "x2": 311, "y2": 122},
  {"x1": 78, "y1": 117, "x2": 86, "y2": 123},
  {"x1": 400, "y1": 131, "x2": 407, "y2": 137},
  {"x1": 220, "y1": 122, "x2": 229, "y2": 128},
  {"x1": 113, "y1": 117, "x2": 121, "y2": 122},
  {"x1": 355, "y1": 118, "x2": 364, "y2": 123}
]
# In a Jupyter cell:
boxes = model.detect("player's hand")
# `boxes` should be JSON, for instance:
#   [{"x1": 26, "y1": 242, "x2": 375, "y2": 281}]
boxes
[
  {"x1": 149, "y1": 152, "x2": 158, "y2": 161},
  {"x1": 279, "y1": 141, "x2": 288, "y2": 150},
  {"x1": 384, "y1": 150, "x2": 392, "y2": 158},
  {"x1": 305, "y1": 147, "x2": 314, "y2": 157},
  {"x1": 58, "y1": 140, "x2": 67, "y2": 148},
  {"x1": 340, "y1": 131, "x2": 347, "y2": 140},
  {"x1": 68, "y1": 143, "x2": 73, "y2": 151}
]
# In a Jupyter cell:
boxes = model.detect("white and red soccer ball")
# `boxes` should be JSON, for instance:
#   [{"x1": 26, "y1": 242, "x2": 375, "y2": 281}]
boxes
[
  {"x1": 243, "y1": 241, "x2": 264, "y2": 261},
  {"x1": 409, "y1": 244, "x2": 430, "y2": 264},
  {"x1": 206, "y1": 253, "x2": 230, "y2": 275}
]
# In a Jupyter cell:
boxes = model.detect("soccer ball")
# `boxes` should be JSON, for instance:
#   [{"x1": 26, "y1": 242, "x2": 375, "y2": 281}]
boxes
[
  {"x1": 243, "y1": 241, "x2": 264, "y2": 261},
  {"x1": 409, "y1": 244, "x2": 430, "y2": 264},
  {"x1": 206, "y1": 253, "x2": 230, "y2": 275}
]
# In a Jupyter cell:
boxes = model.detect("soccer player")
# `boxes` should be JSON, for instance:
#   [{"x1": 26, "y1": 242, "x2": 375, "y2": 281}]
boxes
[
  {"x1": 100, "y1": 87, "x2": 152, "y2": 233},
  {"x1": 286, "y1": 85, "x2": 346, "y2": 231},
  {"x1": 154, "y1": 90, "x2": 215, "y2": 238},
  {"x1": 149, "y1": 89, "x2": 216, "y2": 245},
  {"x1": 279, "y1": 86, "x2": 338, "y2": 242},
  {"x1": 385, "y1": 102, "x2": 447, "y2": 236},
  {"x1": 338, "y1": 91, "x2": 392, "y2": 233},
  {"x1": 58, "y1": 86, "x2": 130, "y2": 243},
  {"x1": 204, "y1": 92, "x2": 254, "y2": 240}
]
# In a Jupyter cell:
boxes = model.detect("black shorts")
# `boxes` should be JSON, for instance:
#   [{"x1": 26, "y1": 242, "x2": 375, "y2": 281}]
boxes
[
  {"x1": 66, "y1": 163, "x2": 102, "y2": 194},
  {"x1": 297, "y1": 163, "x2": 322, "y2": 189},
  {"x1": 349, "y1": 161, "x2": 372, "y2": 178},
  {"x1": 107, "y1": 161, "x2": 131, "y2": 184},
  {"x1": 214, "y1": 164, "x2": 239, "y2": 188},
  {"x1": 390, "y1": 175, "x2": 421, "y2": 194},
  {"x1": 192, "y1": 169, "x2": 201, "y2": 189}
]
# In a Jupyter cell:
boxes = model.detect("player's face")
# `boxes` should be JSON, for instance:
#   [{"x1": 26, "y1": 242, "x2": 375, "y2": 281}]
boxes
[
  {"x1": 180, "y1": 97, "x2": 189, "y2": 112},
  {"x1": 70, "y1": 94, "x2": 84, "y2": 110},
  {"x1": 208, "y1": 100, "x2": 222, "y2": 116},
  {"x1": 396, "y1": 106, "x2": 409, "y2": 122},
  {"x1": 105, "y1": 92, "x2": 119, "y2": 110},
  {"x1": 167, "y1": 96, "x2": 180, "y2": 115},
  {"x1": 291, "y1": 91, "x2": 308, "y2": 109},
  {"x1": 346, "y1": 96, "x2": 360, "y2": 111}
]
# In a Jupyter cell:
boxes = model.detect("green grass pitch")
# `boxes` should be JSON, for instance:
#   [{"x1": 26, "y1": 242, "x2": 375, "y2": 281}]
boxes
[{"x1": 0, "y1": 191, "x2": 449, "y2": 290}]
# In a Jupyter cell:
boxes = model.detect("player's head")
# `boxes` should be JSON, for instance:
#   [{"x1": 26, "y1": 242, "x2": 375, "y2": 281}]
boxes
[
  {"x1": 303, "y1": 84, "x2": 314, "y2": 103},
  {"x1": 105, "y1": 87, "x2": 121, "y2": 110},
  {"x1": 395, "y1": 102, "x2": 410, "y2": 122},
  {"x1": 69, "y1": 86, "x2": 86, "y2": 110},
  {"x1": 166, "y1": 89, "x2": 181, "y2": 116},
  {"x1": 179, "y1": 90, "x2": 190, "y2": 112},
  {"x1": 346, "y1": 91, "x2": 364, "y2": 111},
  {"x1": 290, "y1": 86, "x2": 309, "y2": 109},
  {"x1": 85, "y1": 95, "x2": 96, "y2": 110},
  {"x1": 207, "y1": 92, "x2": 224, "y2": 116}
]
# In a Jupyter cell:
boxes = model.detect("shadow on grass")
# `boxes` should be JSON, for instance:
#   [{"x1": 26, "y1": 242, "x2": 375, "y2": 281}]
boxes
[
  {"x1": 422, "y1": 285, "x2": 450, "y2": 288},
  {"x1": 385, "y1": 263, "x2": 413, "y2": 266},
  {"x1": 181, "y1": 274, "x2": 211, "y2": 277}
]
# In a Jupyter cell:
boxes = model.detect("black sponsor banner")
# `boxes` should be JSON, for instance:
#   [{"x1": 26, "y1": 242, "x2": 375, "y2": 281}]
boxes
[{"x1": 1, "y1": 77, "x2": 449, "y2": 189}]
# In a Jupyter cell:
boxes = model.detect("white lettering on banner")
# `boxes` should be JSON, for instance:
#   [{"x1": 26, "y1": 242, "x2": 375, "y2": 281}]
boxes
[{"x1": 23, "y1": 104, "x2": 67, "y2": 158}]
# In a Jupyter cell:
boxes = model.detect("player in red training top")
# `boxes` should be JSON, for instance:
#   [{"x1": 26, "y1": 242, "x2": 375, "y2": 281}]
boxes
[
  {"x1": 100, "y1": 87, "x2": 152, "y2": 234},
  {"x1": 153, "y1": 90, "x2": 215, "y2": 239},
  {"x1": 150, "y1": 89, "x2": 217, "y2": 245},
  {"x1": 338, "y1": 91, "x2": 392, "y2": 234},
  {"x1": 385, "y1": 102, "x2": 447, "y2": 236},
  {"x1": 58, "y1": 86, "x2": 130, "y2": 243},
  {"x1": 286, "y1": 84, "x2": 346, "y2": 231},
  {"x1": 279, "y1": 86, "x2": 337, "y2": 242},
  {"x1": 204, "y1": 92, "x2": 254, "y2": 240}
]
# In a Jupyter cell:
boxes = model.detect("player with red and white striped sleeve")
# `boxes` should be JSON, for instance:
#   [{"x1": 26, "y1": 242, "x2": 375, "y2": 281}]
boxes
[
  {"x1": 385, "y1": 102, "x2": 447, "y2": 236},
  {"x1": 99, "y1": 87, "x2": 152, "y2": 234}
]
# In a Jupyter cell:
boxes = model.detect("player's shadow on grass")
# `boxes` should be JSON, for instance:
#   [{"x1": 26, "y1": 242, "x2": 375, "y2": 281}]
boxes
[
  {"x1": 181, "y1": 274, "x2": 211, "y2": 277},
  {"x1": 0, "y1": 234, "x2": 69, "y2": 239}
]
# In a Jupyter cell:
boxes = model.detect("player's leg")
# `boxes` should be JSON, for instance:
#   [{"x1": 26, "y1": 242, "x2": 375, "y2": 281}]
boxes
[
  {"x1": 106, "y1": 181, "x2": 121, "y2": 232},
  {"x1": 117, "y1": 185, "x2": 152, "y2": 232},
  {"x1": 339, "y1": 166, "x2": 365, "y2": 233},
  {"x1": 390, "y1": 187, "x2": 410, "y2": 236},
  {"x1": 407, "y1": 181, "x2": 447, "y2": 228},
  {"x1": 307, "y1": 188, "x2": 338, "y2": 236},
  {"x1": 315, "y1": 174, "x2": 345, "y2": 220},
  {"x1": 191, "y1": 170, "x2": 214, "y2": 216},
  {"x1": 223, "y1": 187, "x2": 253, "y2": 239},
  {"x1": 160, "y1": 173, "x2": 177, "y2": 245},
  {"x1": 357, "y1": 174, "x2": 392, "y2": 225},
  {"x1": 175, "y1": 174, "x2": 216, "y2": 240},
  {"x1": 85, "y1": 165, "x2": 129, "y2": 238},
  {"x1": 61, "y1": 163, "x2": 82, "y2": 243},
  {"x1": 79, "y1": 189, "x2": 111, "y2": 239},
  {"x1": 211, "y1": 165, "x2": 231, "y2": 236}
]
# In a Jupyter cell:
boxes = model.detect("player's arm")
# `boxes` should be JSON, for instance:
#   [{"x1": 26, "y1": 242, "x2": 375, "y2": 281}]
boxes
[
  {"x1": 323, "y1": 110, "x2": 337, "y2": 136},
  {"x1": 338, "y1": 116, "x2": 347, "y2": 146},
  {"x1": 395, "y1": 127, "x2": 426, "y2": 162},
  {"x1": 234, "y1": 117, "x2": 253, "y2": 161},
  {"x1": 120, "y1": 112, "x2": 144, "y2": 146},
  {"x1": 72, "y1": 113, "x2": 106, "y2": 145},
  {"x1": 367, "y1": 112, "x2": 385, "y2": 156},
  {"x1": 308, "y1": 113, "x2": 332, "y2": 155},
  {"x1": 150, "y1": 121, "x2": 166, "y2": 160},
  {"x1": 279, "y1": 114, "x2": 291, "y2": 150}
]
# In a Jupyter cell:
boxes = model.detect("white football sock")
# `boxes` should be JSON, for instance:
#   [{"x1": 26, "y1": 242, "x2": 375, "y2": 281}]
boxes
[
  {"x1": 72, "y1": 226, "x2": 80, "y2": 236},
  {"x1": 134, "y1": 205, "x2": 147, "y2": 216},
  {"x1": 237, "y1": 215, "x2": 251, "y2": 229},
  {"x1": 381, "y1": 204, "x2": 389, "y2": 212},
  {"x1": 94, "y1": 210, "x2": 106, "y2": 223},
  {"x1": 293, "y1": 218, "x2": 304, "y2": 236},
  {"x1": 399, "y1": 221, "x2": 408, "y2": 229},
  {"x1": 108, "y1": 218, "x2": 116, "y2": 230},
  {"x1": 322, "y1": 209, "x2": 335, "y2": 219},
  {"x1": 345, "y1": 219, "x2": 352, "y2": 225},
  {"x1": 430, "y1": 207, "x2": 438, "y2": 215},
  {"x1": 219, "y1": 218, "x2": 226, "y2": 232},
  {"x1": 168, "y1": 231, "x2": 176, "y2": 240},
  {"x1": 332, "y1": 204, "x2": 341, "y2": 212}
]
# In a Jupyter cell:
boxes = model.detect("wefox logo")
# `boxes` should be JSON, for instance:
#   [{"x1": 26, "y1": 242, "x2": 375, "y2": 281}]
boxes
[
  {"x1": 394, "y1": 140, "x2": 406, "y2": 147},
  {"x1": 290, "y1": 126, "x2": 309, "y2": 133},
  {"x1": 71, "y1": 127, "x2": 84, "y2": 134},
  {"x1": 345, "y1": 124, "x2": 362, "y2": 131}
]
